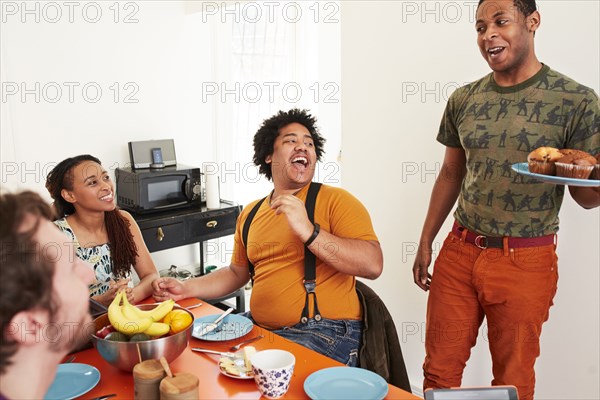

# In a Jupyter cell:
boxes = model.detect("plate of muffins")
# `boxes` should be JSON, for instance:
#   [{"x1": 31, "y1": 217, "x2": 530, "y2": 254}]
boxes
[{"x1": 512, "y1": 147, "x2": 600, "y2": 187}]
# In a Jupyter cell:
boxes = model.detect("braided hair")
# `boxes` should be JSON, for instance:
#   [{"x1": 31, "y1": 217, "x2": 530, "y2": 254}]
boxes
[{"x1": 45, "y1": 155, "x2": 138, "y2": 279}]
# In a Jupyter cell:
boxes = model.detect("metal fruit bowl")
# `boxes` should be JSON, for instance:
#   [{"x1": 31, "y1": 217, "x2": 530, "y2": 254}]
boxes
[{"x1": 91, "y1": 304, "x2": 193, "y2": 372}]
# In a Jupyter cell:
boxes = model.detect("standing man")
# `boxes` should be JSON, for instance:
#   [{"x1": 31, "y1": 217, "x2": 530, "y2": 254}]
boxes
[
  {"x1": 154, "y1": 108, "x2": 383, "y2": 366},
  {"x1": 412, "y1": 1, "x2": 599, "y2": 399},
  {"x1": 0, "y1": 191, "x2": 95, "y2": 400}
]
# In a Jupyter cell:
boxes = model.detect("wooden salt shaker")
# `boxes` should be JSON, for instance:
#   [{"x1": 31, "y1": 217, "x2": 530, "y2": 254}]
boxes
[
  {"x1": 133, "y1": 359, "x2": 166, "y2": 400},
  {"x1": 159, "y1": 373, "x2": 199, "y2": 400}
]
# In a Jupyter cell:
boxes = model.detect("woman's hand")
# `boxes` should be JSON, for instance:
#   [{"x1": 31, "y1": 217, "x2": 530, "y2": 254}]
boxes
[
  {"x1": 152, "y1": 277, "x2": 186, "y2": 302},
  {"x1": 95, "y1": 279, "x2": 132, "y2": 306}
]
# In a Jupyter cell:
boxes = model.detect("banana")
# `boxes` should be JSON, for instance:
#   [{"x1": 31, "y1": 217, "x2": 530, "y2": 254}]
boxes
[
  {"x1": 121, "y1": 295, "x2": 175, "y2": 322},
  {"x1": 148, "y1": 299, "x2": 175, "y2": 321},
  {"x1": 108, "y1": 291, "x2": 154, "y2": 335},
  {"x1": 107, "y1": 291, "x2": 125, "y2": 328},
  {"x1": 144, "y1": 322, "x2": 171, "y2": 337},
  {"x1": 121, "y1": 294, "x2": 146, "y2": 320}
]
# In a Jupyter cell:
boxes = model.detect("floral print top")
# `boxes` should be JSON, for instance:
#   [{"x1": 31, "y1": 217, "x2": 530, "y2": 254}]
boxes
[{"x1": 54, "y1": 218, "x2": 131, "y2": 296}]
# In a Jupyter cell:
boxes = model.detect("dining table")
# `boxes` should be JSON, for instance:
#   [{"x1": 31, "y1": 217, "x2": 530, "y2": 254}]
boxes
[{"x1": 71, "y1": 297, "x2": 420, "y2": 399}]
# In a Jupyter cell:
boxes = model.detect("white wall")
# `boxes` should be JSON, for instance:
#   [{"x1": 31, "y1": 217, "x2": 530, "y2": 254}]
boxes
[
  {"x1": 341, "y1": 1, "x2": 599, "y2": 399},
  {"x1": 0, "y1": 1, "x2": 217, "y2": 270}
]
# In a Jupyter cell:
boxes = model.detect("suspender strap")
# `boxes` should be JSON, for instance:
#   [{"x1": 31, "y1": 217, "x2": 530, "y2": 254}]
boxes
[
  {"x1": 242, "y1": 182, "x2": 323, "y2": 324},
  {"x1": 242, "y1": 196, "x2": 267, "y2": 284},
  {"x1": 301, "y1": 182, "x2": 322, "y2": 323}
]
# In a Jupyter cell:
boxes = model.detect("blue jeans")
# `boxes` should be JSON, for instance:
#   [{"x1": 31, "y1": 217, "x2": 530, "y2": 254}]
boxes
[{"x1": 241, "y1": 312, "x2": 362, "y2": 366}]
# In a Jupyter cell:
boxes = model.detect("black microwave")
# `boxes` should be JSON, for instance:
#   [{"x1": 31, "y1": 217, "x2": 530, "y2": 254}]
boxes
[{"x1": 116, "y1": 165, "x2": 202, "y2": 213}]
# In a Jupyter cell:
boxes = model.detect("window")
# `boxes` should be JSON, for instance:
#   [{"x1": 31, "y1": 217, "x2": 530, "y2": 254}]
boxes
[
  {"x1": 188, "y1": 1, "x2": 341, "y2": 205},
  {"x1": 186, "y1": 1, "x2": 341, "y2": 267}
]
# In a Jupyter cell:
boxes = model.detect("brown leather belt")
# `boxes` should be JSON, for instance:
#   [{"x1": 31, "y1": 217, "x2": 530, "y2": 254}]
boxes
[{"x1": 452, "y1": 221, "x2": 555, "y2": 249}]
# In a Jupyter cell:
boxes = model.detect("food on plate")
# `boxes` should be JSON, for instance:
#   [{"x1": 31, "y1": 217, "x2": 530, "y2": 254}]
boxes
[
  {"x1": 555, "y1": 151, "x2": 596, "y2": 179},
  {"x1": 243, "y1": 346, "x2": 257, "y2": 372},
  {"x1": 219, "y1": 357, "x2": 242, "y2": 376},
  {"x1": 527, "y1": 147, "x2": 562, "y2": 175},
  {"x1": 218, "y1": 346, "x2": 257, "y2": 377}
]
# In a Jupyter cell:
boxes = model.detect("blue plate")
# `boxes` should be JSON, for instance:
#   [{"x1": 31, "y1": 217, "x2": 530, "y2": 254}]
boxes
[
  {"x1": 512, "y1": 163, "x2": 600, "y2": 187},
  {"x1": 45, "y1": 363, "x2": 100, "y2": 400},
  {"x1": 304, "y1": 367, "x2": 388, "y2": 400},
  {"x1": 192, "y1": 314, "x2": 253, "y2": 341}
]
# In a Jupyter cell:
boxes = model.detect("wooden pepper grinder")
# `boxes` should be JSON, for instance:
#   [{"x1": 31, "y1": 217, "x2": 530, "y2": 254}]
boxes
[
  {"x1": 133, "y1": 359, "x2": 166, "y2": 400},
  {"x1": 159, "y1": 357, "x2": 199, "y2": 400}
]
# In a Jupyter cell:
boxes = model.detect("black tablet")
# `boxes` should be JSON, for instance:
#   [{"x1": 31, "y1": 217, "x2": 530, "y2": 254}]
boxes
[{"x1": 424, "y1": 386, "x2": 519, "y2": 400}]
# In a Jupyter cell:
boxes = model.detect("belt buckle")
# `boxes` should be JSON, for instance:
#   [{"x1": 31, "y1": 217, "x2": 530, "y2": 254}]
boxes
[{"x1": 474, "y1": 235, "x2": 488, "y2": 249}]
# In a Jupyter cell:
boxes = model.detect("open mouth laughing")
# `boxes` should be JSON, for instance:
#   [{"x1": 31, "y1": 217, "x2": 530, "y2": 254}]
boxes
[
  {"x1": 291, "y1": 156, "x2": 308, "y2": 167},
  {"x1": 487, "y1": 46, "x2": 505, "y2": 58}
]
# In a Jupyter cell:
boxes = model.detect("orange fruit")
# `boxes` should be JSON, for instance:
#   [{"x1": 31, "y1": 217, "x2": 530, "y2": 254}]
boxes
[{"x1": 163, "y1": 310, "x2": 193, "y2": 335}]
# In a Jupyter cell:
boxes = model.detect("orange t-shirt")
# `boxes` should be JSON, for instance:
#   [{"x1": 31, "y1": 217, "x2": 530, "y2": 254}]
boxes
[{"x1": 231, "y1": 184, "x2": 379, "y2": 329}]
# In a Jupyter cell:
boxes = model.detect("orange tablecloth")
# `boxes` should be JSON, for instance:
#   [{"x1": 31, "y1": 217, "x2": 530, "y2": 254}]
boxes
[{"x1": 75, "y1": 297, "x2": 420, "y2": 399}]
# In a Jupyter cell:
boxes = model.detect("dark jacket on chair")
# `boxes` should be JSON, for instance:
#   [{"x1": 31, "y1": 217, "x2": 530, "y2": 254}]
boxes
[{"x1": 356, "y1": 280, "x2": 412, "y2": 393}]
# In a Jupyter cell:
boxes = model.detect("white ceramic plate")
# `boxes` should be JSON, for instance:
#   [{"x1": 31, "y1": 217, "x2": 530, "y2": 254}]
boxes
[
  {"x1": 45, "y1": 363, "x2": 100, "y2": 400},
  {"x1": 304, "y1": 367, "x2": 388, "y2": 400},
  {"x1": 218, "y1": 350, "x2": 254, "y2": 380},
  {"x1": 512, "y1": 163, "x2": 600, "y2": 187}
]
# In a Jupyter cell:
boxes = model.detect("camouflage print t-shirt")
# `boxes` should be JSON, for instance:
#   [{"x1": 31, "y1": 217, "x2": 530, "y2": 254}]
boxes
[{"x1": 438, "y1": 64, "x2": 600, "y2": 237}]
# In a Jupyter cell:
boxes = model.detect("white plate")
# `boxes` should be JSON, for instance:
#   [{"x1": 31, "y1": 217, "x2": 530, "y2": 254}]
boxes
[
  {"x1": 218, "y1": 350, "x2": 254, "y2": 380},
  {"x1": 512, "y1": 163, "x2": 600, "y2": 187},
  {"x1": 192, "y1": 314, "x2": 253, "y2": 341},
  {"x1": 304, "y1": 367, "x2": 388, "y2": 400},
  {"x1": 45, "y1": 363, "x2": 100, "y2": 400}
]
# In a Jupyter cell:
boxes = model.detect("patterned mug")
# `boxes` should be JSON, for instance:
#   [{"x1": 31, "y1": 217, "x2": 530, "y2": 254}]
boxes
[{"x1": 250, "y1": 349, "x2": 296, "y2": 399}]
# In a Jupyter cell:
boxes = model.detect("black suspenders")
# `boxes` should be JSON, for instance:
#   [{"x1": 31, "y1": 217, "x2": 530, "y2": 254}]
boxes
[{"x1": 242, "y1": 182, "x2": 322, "y2": 324}]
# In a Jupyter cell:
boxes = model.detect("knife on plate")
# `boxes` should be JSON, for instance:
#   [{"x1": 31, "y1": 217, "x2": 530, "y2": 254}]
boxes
[
  {"x1": 197, "y1": 307, "x2": 234, "y2": 336},
  {"x1": 191, "y1": 348, "x2": 236, "y2": 358}
]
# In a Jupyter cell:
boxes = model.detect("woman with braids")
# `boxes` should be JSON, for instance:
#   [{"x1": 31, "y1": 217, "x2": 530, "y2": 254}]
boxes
[{"x1": 46, "y1": 155, "x2": 158, "y2": 306}]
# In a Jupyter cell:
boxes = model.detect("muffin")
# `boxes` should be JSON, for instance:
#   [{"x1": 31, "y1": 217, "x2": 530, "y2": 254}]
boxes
[
  {"x1": 555, "y1": 151, "x2": 596, "y2": 179},
  {"x1": 590, "y1": 153, "x2": 600, "y2": 180},
  {"x1": 527, "y1": 147, "x2": 563, "y2": 175},
  {"x1": 558, "y1": 149, "x2": 591, "y2": 158}
]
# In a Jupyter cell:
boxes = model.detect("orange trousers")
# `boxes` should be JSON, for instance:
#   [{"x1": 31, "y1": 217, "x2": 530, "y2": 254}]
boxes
[{"x1": 423, "y1": 231, "x2": 558, "y2": 400}]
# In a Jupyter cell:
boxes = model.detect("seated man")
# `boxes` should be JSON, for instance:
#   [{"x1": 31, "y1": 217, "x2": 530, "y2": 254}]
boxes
[
  {"x1": 0, "y1": 191, "x2": 95, "y2": 400},
  {"x1": 153, "y1": 108, "x2": 383, "y2": 365}
]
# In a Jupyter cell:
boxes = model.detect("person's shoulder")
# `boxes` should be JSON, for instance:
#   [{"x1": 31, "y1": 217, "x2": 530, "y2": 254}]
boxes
[
  {"x1": 242, "y1": 197, "x2": 267, "y2": 212},
  {"x1": 546, "y1": 66, "x2": 599, "y2": 99},
  {"x1": 118, "y1": 208, "x2": 134, "y2": 221},
  {"x1": 318, "y1": 184, "x2": 363, "y2": 204},
  {"x1": 54, "y1": 217, "x2": 71, "y2": 233},
  {"x1": 117, "y1": 209, "x2": 140, "y2": 227},
  {"x1": 239, "y1": 196, "x2": 269, "y2": 219}
]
